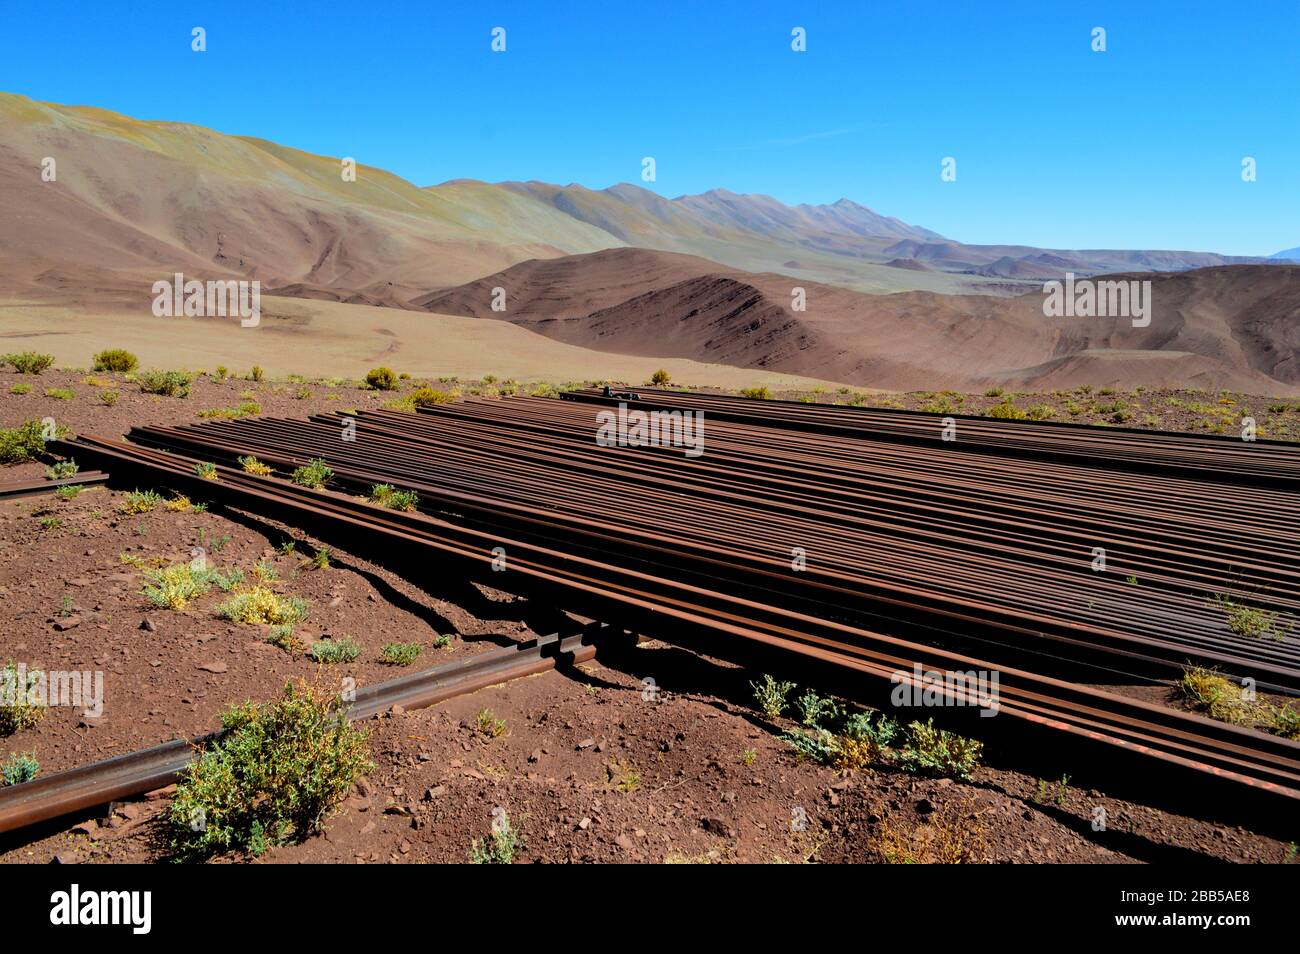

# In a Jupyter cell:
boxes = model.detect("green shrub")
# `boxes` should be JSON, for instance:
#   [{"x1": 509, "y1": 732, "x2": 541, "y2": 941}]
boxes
[
  {"x1": 3, "y1": 352, "x2": 55, "y2": 374},
  {"x1": 217, "y1": 587, "x2": 308, "y2": 625},
  {"x1": 0, "y1": 420, "x2": 48, "y2": 463},
  {"x1": 168, "y1": 682, "x2": 372, "y2": 858},
  {"x1": 896, "y1": 719, "x2": 983, "y2": 778},
  {"x1": 368, "y1": 483, "x2": 419, "y2": 511},
  {"x1": 136, "y1": 368, "x2": 192, "y2": 397},
  {"x1": 366, "y1": 367, "x2": 398, "y2": 391},
  {"x1": 409, "y1": 386, "x2": 454, "y2": 407},
  {"x1": 740, "y1": 386, "x2": 771, "y2": 401},
  {"x1": 250, "y1": 365, "x2": 264, "y2": 382},
  {"x1": 380, "y1": 642, "x2": 422, "y2": 666},
  {"x1": 120, "y1": 489, "x2": 162, "y2": 514},
  {"x1": 238, "y1": 455, "x2": 274, "y2": 476},
  {"x1": 310, "y1": 547, "x2": 330, "y2": 570},
  {"x1": 45, "y1": 459, "x2": 78, "y2": 480},
  {"x1": 986, "y1": 399, "x2": 1027, "y2": 420},
  {"x1": 0, "y1": 663, "x2": 46, "y2": 734},
  {"x1": 308, "y1": 639, "x2": 361, "y2": 664},
  {"x1": 8, "y1": 384, "x2": 29, "y2": 395},
  {"x1": 750, "y1": 674, "x2": 796, "y2": 719},
  {"x1": 469, "y1": 810, "x2": 519, "y2": 864},
  {"x1": 92, "y1": 349, "x2": 138, "y2": 373},
  {"x1": 291, "y1": 458, "x2": 333, "y2": 489},
  {"x1": 44, "y1": 387, "x2": 74, "y2": 401},
  {"x1": 650, "y1": 369, "x2": 671, "y2": 386},
  {"x1": 1, "y1": 752, "x2": 39, "y2": 785},
  {"x1": 143, "y1": 564, "x2": 216, "y2": 610},
  {"x1": 100, "y1": 389, "x2": 119, "y2": 406}
]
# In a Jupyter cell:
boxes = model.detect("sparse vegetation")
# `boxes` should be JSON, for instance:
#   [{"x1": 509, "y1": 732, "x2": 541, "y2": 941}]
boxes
[
  {"x1": 409, "y1": 386, "x2": 455, "y2": 407},
  {"x1": 368, "y1": 483, "x2": 419, "y2": 511},
  {"x1": 120, "y1": 489, "x2": 163, "y2": 514},
  {"x1": 307, "y1": 639, "x2": 361, "y2": 664},
  {"x1": 0, "y1": 420, "x2": 49, "y2": 463},
  {"x1": 92, "y1": 349, "x2": 139, "y2": 373},
  {"x1": 650, "y1": 369, "x2": 671, "y2": 386},
  {"x1": 740, "y1": 386, "x2": 772, "y2": 401},
  {"x1": 3, "y1": 352, "x2": 55, "y2": 374},
  {"x1": 310, "y1": 547, "x2": 331, "y2": 570},
  {"x1": 100, "y1": 389, "x2": 119, "y2": 406},
  {"x1": 469, "y1": 811, "x2": 518, "y2": 864},
  {"x1": 0, "y1": 663, "x2": 46, "y2": 735},
  {"x1": 896, "y1": 718, "x2": 983, "y2": 778},
  {"x1": 46, "y1": 459, "x2": 79, "y2": 480},
  {"x1": 168, "y1": 681, "x2": 372, "y2": 859},
  {"x1": 8, "y1": 384, "x2": 29, "y2": 395},
  {"x1": 142, "y1": 563, "x2": 219, "y2": 610},
  {"x1": 44, "y1": 387, "x2": 74, "y2": 401},
  {"x1": 1213, "y1": 593, "x2": 1291, "y2": 641},
  {"x1": 869, "y1": 796, "x2": 988, "y2": 864},
  {"x1": 380, "y1": 642, "x2": 422, "y2": 666},
  {"x1": 291, "y1": 458, "x2": 333, "y2": 489},
  {"x1": 365, "y1": 367, "x2": 399, "y2": 391},
  {"x1": 194, "y1": 461, "x2": 220, "y2": 480},
  {"x1": 1, "y1": 752, "x2": 39, "y2": 786},
  {"x1": 238, "y1": 455, "x2": 274, "y2": 476},
  {"x1": 217, "y1": 586, "x2": 308, "y2": 626},
  {"x1": 751, "y1": 674, "x2": 797, "y2": 719},
  {"x1": 135, "y1": 368, "x2": 193, "y2": 397},
  {"x1": 475, "y1": 707, "x2": 507, "y2": 738}
]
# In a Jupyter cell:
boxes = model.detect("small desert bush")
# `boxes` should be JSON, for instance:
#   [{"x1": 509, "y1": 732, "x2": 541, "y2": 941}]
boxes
[
  {"x1": 217, "y1": 586, "x2": 308, "y2": 626},
  {"x1": 469, "y1": 810, "x2": 518, "y2": 864},
  {"x1": 0, "y1": 420, "x2": 48, "y2": 463},
  {"x1": 1213, "y1": 593, "x2": 1291, "y2": 641},
  {"x1": 475, "y1": 708, "x2": 507, "y2": 738},
  {"x1": 896, "y1": 718, "x2": 983, "y2": 778},
  {"x1": 44, "y1": 387, "x2": 74, "y2": 401},
  {"x1": 409, "y1": 386, "x2": 455, "y2": 407},
  {"x1": 92, "y1": 349, "x2": 138, "y2": 373},
  {"x1": 0, "y1": 663, "x2": 46, "y2": 735},
  {"x1": 291, "y1": 458, "x2": 332, "y2": 489},
  {"x1": 100, "y1": 389, "x2": 119, "y2": 406},
  {"x1": 650, "y1": 369, "x2": 671, "y2": 386},
  {"x1": 3, "y1": 352, "x2": 55, "y2": 374},
  {"x1": 308, "y1": 639, "x2": 361, "y2": 664},
  {"x1": 368, "y1": 483, "x2": 419, "y2": 511},
  {"x1": 869, "y1": 796, "x2": 988, "y2": 864},
  {"x1": 168, "y1": 681, "x2": 372, "y2": 859},
  {"x1": 135, "y1": 368, "x2": 192, "y2": 397},
  {"x1": 309, "y1": 547, "x2": 331, "y2": 570},
  {"x1": 1, "y1": 752, "x2": 39, "y2": 786},
  {"x1": 266, "y1": 625, "x2": 301, "y2": 652},
  {"x1": 985, "y1": 399, "x2": 1027, "y2": 420},
  {"x1": 751, "y1": 674, "x2": 797, "y2": 719},
  {"x1": 238, "y1": 455, "x2": 274, "y2": 476},
  {"x1": 45, "y1": 460, "x2": 78, "y2": 480},
  {"x1": 194, "y1": 461, "x2": 219, "y2": 480},
  {"x1": 120, "y1": 488, "x2": 163, "y2": 514},
  {"x1": 365, "y1": 367, "x2": 398, "y2": 391},
  {"x1": 8, "y1": 384, "x2": 29, "y2": 395},
  {"x1": 380, "y1": 642, "x2": 422, "y2": 666},
  {"x1": 141, "y1": 563, "x2": 230, "y2": 610},
  {"x1": 740, "y1": 386, "x2": 771, "y2": 400}
]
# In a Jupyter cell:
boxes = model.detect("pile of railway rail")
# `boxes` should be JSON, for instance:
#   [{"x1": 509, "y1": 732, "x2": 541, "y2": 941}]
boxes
[{"x1": 6, "y1": 387, "x2": 1299, "y2": 840}]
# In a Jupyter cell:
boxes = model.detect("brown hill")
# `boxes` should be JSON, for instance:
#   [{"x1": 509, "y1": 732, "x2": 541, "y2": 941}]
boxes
[{"x1": 421, "y1": 250, "x2": 1300, "y2": 392}]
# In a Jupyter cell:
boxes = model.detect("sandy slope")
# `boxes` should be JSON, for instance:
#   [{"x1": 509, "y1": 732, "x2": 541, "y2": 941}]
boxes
[{"x1": 0, "y1": 294, "x2": 840, "y2": 389}]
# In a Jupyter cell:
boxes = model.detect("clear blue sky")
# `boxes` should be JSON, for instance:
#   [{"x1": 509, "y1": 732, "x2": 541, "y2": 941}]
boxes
[{"x1": 2, "y1": 0, "x2": 1295, "y2": 255}]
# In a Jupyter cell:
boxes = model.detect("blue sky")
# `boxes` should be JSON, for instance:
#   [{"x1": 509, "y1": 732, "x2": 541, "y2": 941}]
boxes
[{"x1": 1, "y1": 0, "x2": 1295, "y2": 255}]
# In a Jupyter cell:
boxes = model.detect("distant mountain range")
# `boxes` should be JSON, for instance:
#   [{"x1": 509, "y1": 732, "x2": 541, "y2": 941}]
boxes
[
  {"x1": 1, "y1": 90, "x2": 1296, "y2": 394},
  {"x1": 0, "y1": 91, "x2": 1277, "y2": 306},
  {"x1": 1272, "y1": 247, "x2": 1300, "y2": 261}
]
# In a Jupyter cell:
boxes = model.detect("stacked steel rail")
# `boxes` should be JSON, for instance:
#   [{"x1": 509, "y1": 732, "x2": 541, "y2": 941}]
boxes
[
  {"x1": 51, "y1": 396, "x2": 1300, "y2": 822},
  {"x1": 118, "y1": 398, "x2": 1300, "y2": 693},
  {"x1": 563, "y1": 386, "x2": 1300, "y2": 488}
]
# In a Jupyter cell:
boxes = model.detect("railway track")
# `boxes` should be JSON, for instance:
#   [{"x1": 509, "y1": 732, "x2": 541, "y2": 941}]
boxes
[
  {"x1": 48, "y1": 413, "x2": 1300, "y2": 830},
  {"x1": 0, "y1": 626, "x2": 618, "y2": 837}
]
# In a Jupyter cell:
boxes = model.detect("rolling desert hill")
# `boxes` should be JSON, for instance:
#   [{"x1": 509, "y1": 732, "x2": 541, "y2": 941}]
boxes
[
  {"x1": 1, "y1": 91, "x2": 1295, "y2": 394},
  {"x1": 421, "y1": 249, "x2": 1300, "y2": 393}
]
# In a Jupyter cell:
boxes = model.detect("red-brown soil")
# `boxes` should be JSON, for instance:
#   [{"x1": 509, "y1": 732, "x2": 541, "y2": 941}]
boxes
[{"x1": 1, "y1": 373, "x2": 1297, "y2": 864}]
